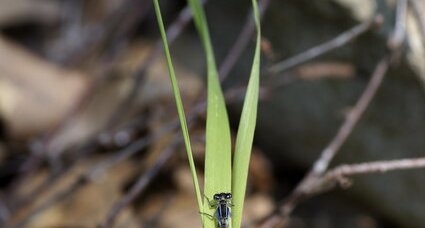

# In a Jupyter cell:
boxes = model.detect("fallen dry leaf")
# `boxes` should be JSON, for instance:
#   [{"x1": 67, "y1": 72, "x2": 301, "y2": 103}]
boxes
[
  {"x1": 0, "y1": 36, "x2": 88, "y2": 138},
  {"x1": 0, "y1": 0, "x2": 60, "y2": 27}
]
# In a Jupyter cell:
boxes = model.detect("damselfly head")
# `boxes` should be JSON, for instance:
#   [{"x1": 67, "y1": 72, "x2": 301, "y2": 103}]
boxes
[{"x1": 213, "y1": 193, "x2": 232, "y2": 201}]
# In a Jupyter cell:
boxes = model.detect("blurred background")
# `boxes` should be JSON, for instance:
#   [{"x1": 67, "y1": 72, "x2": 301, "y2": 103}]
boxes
[{"x1": 0, "y1": 0, "x2": 424, "y2": 227}]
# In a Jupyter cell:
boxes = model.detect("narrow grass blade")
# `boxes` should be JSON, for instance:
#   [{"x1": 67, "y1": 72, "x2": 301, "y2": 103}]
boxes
[
  {"x1": 232, "y1": 0, "x2": 261, "y2": 227},
  {"x1": 186, "y1": 0, "x2": 232, "y2": 226},
  {"x1": 153, "y1": 0, "x2": 203, "y2": 219}
]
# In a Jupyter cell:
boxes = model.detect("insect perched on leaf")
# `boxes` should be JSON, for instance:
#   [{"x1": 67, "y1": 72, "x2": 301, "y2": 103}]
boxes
[{"x1": 203, "y1": 193, "x2": 233, "y2": 228}]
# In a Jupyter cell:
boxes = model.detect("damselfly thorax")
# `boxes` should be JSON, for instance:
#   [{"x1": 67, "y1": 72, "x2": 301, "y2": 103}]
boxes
[{"x1": 204, "y1": 193, "x2": 233, "y2": 228}]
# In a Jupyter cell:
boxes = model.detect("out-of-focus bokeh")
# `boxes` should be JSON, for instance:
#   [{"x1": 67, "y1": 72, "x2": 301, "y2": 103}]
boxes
[{"x1": 0, "y1": 0, "x2": 424, "y2": 227}]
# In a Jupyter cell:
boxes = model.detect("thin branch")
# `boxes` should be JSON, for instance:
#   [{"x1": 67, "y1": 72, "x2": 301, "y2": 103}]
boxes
[
  {"x1": 292, "y1": 157, "x2": 425, "y2": 198},
  {"x1": 219, "y1": 0, "x2": 271, "y2": 80},
  {"x1": 6, "y1": 120, "x2": 178, "y2": 228},
  {"x1": 310, "y1": 57, "x2": 390, "y2": 176},
  {"x1": 309, "y1": 1, "x2": 406, "y2": 177},
  {"x1": 408, "y1": 0, "x2": 425, "y2": 46},
  {"x1": 5, "y1": 1, "x2": 202, "y2": 215},
  {"x1": 8, "y1": 178, "x2": 86, "y2": 228},
  {"x1": 258, "y1": 157, "x2": 425, "y2": 228},
  {"x1": 11, "y1": 0, "x2": 204, "y2": 209},
  {"x1": 9, "y1": 0, "x2": 163, "y2": 197},
  {"x1": 106, "y1": 0, "x2": 208, "y2": 126},
  {"x1": 0, "y1": 195, "x2": 10, "y2": 224},
  {"x1": 6, "y1": 115, "x2": 147, "y2": 216},
  {"x1": 43, "y1": 0, "x2": 153, "y2": 151},
  {"x1": 272, "y1": 55, "x2": 391, "y2": 222},
  {"x1": 326, "y1": 157, "x2": 425, "y2": 179},
  {"x1": 261, "y1": 5, "x2": 409, "y2": 227},
  {"x1": 7, "y1": 169, "x2": 63, "y2": 214},
  {"x1": 267, "y1": 15, "x2": 383, "y2": 75},
  {"x1": 87, "y1": 115, "x2": 198, "y2": 183},
  {"x1": 388, "y1": 0, "x2": 407, "y2": 50},
  {"x1": 101, "y1": 140, "x2": 179, "y2": 227},
  {"x1": 62, "y1": 0, "x2": 151, "y2": 66}
]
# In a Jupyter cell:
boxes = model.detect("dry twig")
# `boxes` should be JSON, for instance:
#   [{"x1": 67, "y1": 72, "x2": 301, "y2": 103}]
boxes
[
  {"x1": 296, "y1": 157, "x2": 425, "y2": 197},
  {"x1": 325, "y1": 157, "x2": 425, "y2": 182},
  {"x1": 388, "y1": 0, "x2": 407, "y2": 50},
  {"x1": 0, "y1": 196, "x2": 9, "y2": 224},
  {"x1": 6, "y1": 118, "x2": 180, "y2": 228},
  {"x1": 219, "y1": 0, "x2": 271, "y2": 80},
  {"x1": 267, "y1": 15, "x2": 383, "y2": 75},
  {"x1": 279, "y1": 54, "x2": 392, "y2": 220},
  {"x1": 9, "y1": 0, "x2": 154, "y2": 198},
  {"x1": 101, "y1": 140, "x2": 180, "y2": 227},
  {"x1": 408, "y1": 0, "x2": 425, "y2": 45},
  {"x1": 5, "y1": 0, "x2": 203, "y2": 219},
  {"x1": 260, "y1": 2, "x2": 411, "y2": 227},
  {"x1": 106, "y1": 0, "x2": 208, "y2": 126},
  {"x1": 259, "y1": 157, "x2": 425, "y2": 228}
]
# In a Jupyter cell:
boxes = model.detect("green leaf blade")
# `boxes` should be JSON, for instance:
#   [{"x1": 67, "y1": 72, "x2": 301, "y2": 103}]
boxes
[
  {"x1": 153, "y1": 0, "x2": 204, "y2": 222},
  {"x1": 232, "y1": 0, "x2": 261, "y2": 227},
  {"x1": 186, "y1": 0, "x2": 232, "y2": 227}
]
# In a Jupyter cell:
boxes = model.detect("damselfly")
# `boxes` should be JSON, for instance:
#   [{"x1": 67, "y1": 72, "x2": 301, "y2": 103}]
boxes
[{"x1": 203, "y1": 193, "x2": 233, "y2": 228}]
